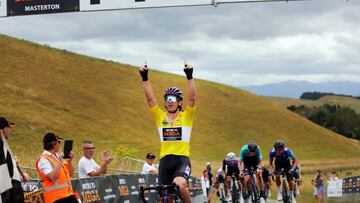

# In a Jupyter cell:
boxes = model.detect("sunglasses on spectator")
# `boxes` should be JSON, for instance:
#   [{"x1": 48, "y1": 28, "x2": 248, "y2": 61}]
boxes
[
  {"x1": 83, "y1": 147, "x2": 96, "y2": 150},
  {"x1": 165, "y1": 95, "x2": 178, "y2": 103}
]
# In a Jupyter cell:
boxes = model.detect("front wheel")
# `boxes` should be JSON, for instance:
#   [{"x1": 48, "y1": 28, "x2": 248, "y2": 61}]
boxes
[
  {"x1": 282, "y1": 182, "x2": 290, "y2": 203},
  {"x1": 250, "y1": 183, "x2": 260, "y2": 203}
]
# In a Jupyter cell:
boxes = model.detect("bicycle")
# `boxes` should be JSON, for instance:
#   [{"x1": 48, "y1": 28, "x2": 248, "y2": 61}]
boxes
[
  {"x1": 242, "y1": 169, "x2": 260, "y2": 203},
  {"x1": 139, "y1": 183, "x2": 182, "y2": 203},
  {"x1": 216, "y1": 181, "x2": 227, "y2": 203},
  {"x1": 274, "y1": 169, "x2": 293, "y2": 203},
  {"x1": 230, "y1": 173, "x2": 240, "y2": 203}
]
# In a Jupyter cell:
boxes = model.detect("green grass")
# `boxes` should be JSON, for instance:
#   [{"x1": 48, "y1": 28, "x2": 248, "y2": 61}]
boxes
[
  {"x1": 1, "y1": 34, "x2": 360, "y2": 178},
  {"x1": 266, "y1": 95, "x2": 360, "y2": 114}
]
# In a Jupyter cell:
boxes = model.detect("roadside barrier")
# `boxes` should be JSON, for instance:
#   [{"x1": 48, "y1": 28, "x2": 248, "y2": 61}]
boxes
[
  {"x1": 326, "y1": 176, "x2": 360, "y2": 202},
  {"x1": 22, "y1": 174, "x2": 203, "y2": 203}
]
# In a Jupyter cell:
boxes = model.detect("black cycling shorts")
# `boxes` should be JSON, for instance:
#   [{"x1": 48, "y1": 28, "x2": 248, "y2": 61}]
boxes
[
  {"x1": 216, "y1": 174, "x2": 225, "y2": 183},
  {"x1": 225, "y1": 168, "x2": 240, "y2": 180},
  {"x1": 158, "y1": 155, "x2": 191, "y2": 185},
  {"x1": 274, "y1": 159, "x2": 293, "y2": 181},
  {"x1": 262, "y1": 168, "x2": 271, "y2": 183}
]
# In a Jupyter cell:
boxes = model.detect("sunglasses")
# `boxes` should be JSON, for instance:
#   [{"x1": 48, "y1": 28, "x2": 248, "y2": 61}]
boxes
[
  {"x1": 84, "y1": 147, "x2": 96, "y2": 150},
  {"x1": 165, "y1": 95, "x2": 178, "y2": 103}
]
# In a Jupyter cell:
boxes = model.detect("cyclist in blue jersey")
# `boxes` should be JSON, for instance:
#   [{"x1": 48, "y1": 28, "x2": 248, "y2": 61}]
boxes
[
  {"x1": 222, "y1": 152, "x2": 241, "y2": 201},
  {"x1": 269, "y1": 140, "x2": 298, "y2": 202},
  {"x1": 239, "y1": 141, "x2": 265, "y2": 203}
]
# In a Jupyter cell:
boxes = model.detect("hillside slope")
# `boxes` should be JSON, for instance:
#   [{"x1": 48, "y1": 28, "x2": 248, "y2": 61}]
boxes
[
  {"x1": 1, "y1": 35, "x2": 360, "y2": 169},
  {"x1": 267, "y1": 95, "x2": 360, "y2": 114}
]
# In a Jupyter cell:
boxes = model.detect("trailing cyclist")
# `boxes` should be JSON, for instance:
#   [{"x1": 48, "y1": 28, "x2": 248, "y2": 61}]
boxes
[
  {"x1": 239, "y1": 140, "x2": 265, "y2": 203},
  {"x1": 261, "y1": 165, "x2": 272, "y2": 199},
  {"x1": 139, "y1": 61, "x2": 196, "y2": 203},
  {"x1": 222, "y1": 152, "x2": 241, "y2": 202},
  {"x1": 269, "y1": 140, "x2": 299, "y2": 203},
  {"x1": 292, "y1": 163, "x2": 302, "y2": 196}
]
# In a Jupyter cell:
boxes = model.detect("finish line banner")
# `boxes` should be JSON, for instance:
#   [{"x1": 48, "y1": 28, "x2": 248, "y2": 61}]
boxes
[
  {"x1": 6, "y1": 0, "x2": 79, "y2": 16},
  {"x1": 80, "y1": 0, "x2": 210, "y2": 12}
]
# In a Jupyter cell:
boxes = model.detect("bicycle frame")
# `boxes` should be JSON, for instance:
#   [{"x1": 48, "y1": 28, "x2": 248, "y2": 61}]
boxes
[
  {"x1": 139, "y1": 184, "x2": 181, "y2": 203},
  {"x1": 248, "y1": 170, "x2": 260, "y2": 203},
  {"x1": 274, "y1": 170, "x2": 292, "y2": 203},
  {"x1": 218, "y1": 182, "x2": 227, "y2": 203},
  {"x1": 231, "y1": 174, "x2": 240, "y2": 202}
]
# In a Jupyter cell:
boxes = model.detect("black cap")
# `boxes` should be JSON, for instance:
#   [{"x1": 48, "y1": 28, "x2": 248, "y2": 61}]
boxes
[
  {"x1": 0, "y1": 117, "x2": 15, "y2": 129},
  {"x1": 146, "y1": 153, "x2": 156, "y2": 159},
  {"x1": 43, "y1": 132, "x2": 63, "y2": 144}
]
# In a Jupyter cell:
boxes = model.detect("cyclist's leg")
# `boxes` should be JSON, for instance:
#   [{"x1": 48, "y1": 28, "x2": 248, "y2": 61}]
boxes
[
  {"x1": 274, "y1": 161, "x2": 283, "y2": 200},
  {"x1": 224, "y1": 175, "x2": 231, "y2": 197},
  {"x1": 262, "y1": 168, "x2": 271, "y2": 198},
  {"x1": 174, "y1": 177, "x2": 190, "y2": 203},
  {"x1": 284, "y1": 162, "x2": 294, "y2": 192},
  {"x1": 256, "y1": 168, "x2": 265, "y2": 199},
  {"x1": 158, "y1": 156, "x2": 176, "y2": 185},
  {"x1": 243, "y1": 169, "x2": 251, "y2": 192},
  {"x1": 173, "y1": 156, "x2": 192, "y2": 203}
]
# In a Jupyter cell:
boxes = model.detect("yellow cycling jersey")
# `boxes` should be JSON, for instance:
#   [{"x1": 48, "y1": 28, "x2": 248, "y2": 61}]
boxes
[{"x1": 150, "y1": 104, "x2": 195, "y2": 159}]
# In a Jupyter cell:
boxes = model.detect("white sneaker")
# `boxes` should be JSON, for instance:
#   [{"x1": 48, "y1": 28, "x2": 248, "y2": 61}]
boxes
[
  {"x1": 268, "y1": 190, "x2": 271, "y2": 198},
  {"x1": 226, "y1": 195, "x2": 232, "y2": 202},
  {"x1": 260, "y1": 197, "x2": 266, "y2": 203},
  {"x1": 240, "y1": 193, "x2": 244, "y2": 203},
  {"x1": 277, "y1": 192, "x2": 282, "y2": 201},
  {"x1": 296, "y1": 188, "x2": 300, "y2": 195}
]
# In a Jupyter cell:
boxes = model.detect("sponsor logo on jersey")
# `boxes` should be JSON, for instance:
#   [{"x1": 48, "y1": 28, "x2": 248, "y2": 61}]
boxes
[{"x1": 162, "y1": 127, "x2": 182, "y2": 141}]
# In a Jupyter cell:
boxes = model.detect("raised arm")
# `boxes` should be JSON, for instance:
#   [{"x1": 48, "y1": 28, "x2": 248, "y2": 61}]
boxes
[
  {"x1": 139, "y1": 62, "x2": 156, "y2": 108},
  {"x1": 88, "y1": 151, "x2": 113, "y2": 176},
  {"x1": 184, "y1": 63, "x2": 196, "y2": 107}
]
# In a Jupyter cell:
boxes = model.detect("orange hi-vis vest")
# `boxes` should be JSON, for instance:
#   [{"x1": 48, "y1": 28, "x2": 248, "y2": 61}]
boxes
[{"x1": 35, "y1": 152, "x2": 74, "y2": 203}]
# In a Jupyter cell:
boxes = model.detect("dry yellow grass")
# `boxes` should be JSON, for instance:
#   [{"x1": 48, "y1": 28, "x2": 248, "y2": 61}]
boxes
[{"x1": 1, "y1": 34, "x2": 360, "y2": 180}]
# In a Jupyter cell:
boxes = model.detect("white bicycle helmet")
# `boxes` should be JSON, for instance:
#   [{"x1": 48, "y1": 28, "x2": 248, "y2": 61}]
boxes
[{"x1": 226, "y1": 152, "x2": 236, "y2": 160}]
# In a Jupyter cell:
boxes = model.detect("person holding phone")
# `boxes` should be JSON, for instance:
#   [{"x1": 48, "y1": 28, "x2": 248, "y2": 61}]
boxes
[
  {"x1": 78, "y1": 140, "x2": 113, "y2": 179},
  {"x1": 35, "y1": 132, "x2": 77, "y2": 203},
  {"x1": 312, "y1": 170, "x2": 325, "y2": 203}
]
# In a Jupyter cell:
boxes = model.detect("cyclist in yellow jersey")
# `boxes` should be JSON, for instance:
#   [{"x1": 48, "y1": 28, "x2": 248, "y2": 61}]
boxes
[{"x1": 139, "y1": 61, "x2": 196, "y2": 203}]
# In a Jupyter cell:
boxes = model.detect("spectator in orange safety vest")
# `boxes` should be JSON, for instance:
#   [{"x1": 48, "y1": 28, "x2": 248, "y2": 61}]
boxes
[{"x1": 35, "y1": 132, "x2": 78, "y2": 203}]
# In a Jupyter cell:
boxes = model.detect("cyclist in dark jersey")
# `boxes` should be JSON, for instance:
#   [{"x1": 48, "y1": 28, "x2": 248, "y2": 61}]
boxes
[
  {"x1": 222, "y1": 152, "x2": 241, "y2": 201},
  {"x1": 269, "y1": 140, "x2": 298, "y2": 202}
]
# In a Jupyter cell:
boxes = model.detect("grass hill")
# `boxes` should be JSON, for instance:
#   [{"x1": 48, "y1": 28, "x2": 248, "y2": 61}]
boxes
[
  {"x1": 1, "y1": 34, "x2": 360, "y2": 177},
  {"x1": 266, "y1": 95, "x2": 360, "y2": 113}
]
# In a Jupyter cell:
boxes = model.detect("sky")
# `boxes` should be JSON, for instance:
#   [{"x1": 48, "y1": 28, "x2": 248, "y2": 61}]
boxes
[{"x1": 1, "y1": 0, "x2": 360, "y2": 87}]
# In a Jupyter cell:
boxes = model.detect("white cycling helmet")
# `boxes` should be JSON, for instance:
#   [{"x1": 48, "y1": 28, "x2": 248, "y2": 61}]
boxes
[{"x1": 226, "y1": 152, "x2": 236, "y2": 160}]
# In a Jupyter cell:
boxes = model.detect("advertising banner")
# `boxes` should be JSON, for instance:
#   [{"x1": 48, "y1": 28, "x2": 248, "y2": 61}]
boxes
[
  {"x1": 327, "y1": 179, "x2": 343, "y2": 197},
  {"x1": 342, "y1": 176, "x2": 360, "y2": 194},
  {"x1": 7, "y1": 0, "x2": 79, "y2": 16},
  {"x1": 23, "y1": 174, "x2": 202, "y2": 203},
  {"x1": 0, "y1": 0, "x2": 6, "y2": 17},
  {"x1": 80, "y1": 0, "x2": 210, "y2": 12}
]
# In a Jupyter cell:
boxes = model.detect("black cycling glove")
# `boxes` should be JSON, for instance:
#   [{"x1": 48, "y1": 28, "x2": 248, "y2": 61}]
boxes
[
  {"x1": 139, "y1": 65, "x2": 148, "y2": 81},
  {"x1": 183, "y1": 65, "x2": 193, "y2": 80}
]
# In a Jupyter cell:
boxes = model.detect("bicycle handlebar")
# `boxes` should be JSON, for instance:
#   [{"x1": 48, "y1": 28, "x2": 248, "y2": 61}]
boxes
[{"x1": 139, "y1": 184, "x2": 180, "y2": 203}]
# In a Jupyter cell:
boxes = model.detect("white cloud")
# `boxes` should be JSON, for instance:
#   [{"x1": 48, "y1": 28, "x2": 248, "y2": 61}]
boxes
[{"x1": 1, "y1": 0, "x2": 360, "y2": 87}]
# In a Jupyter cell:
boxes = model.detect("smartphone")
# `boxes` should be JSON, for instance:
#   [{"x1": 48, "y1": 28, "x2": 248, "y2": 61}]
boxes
[{"x1": 63, "y1": 140, "x2": 73, "y2": 159}]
